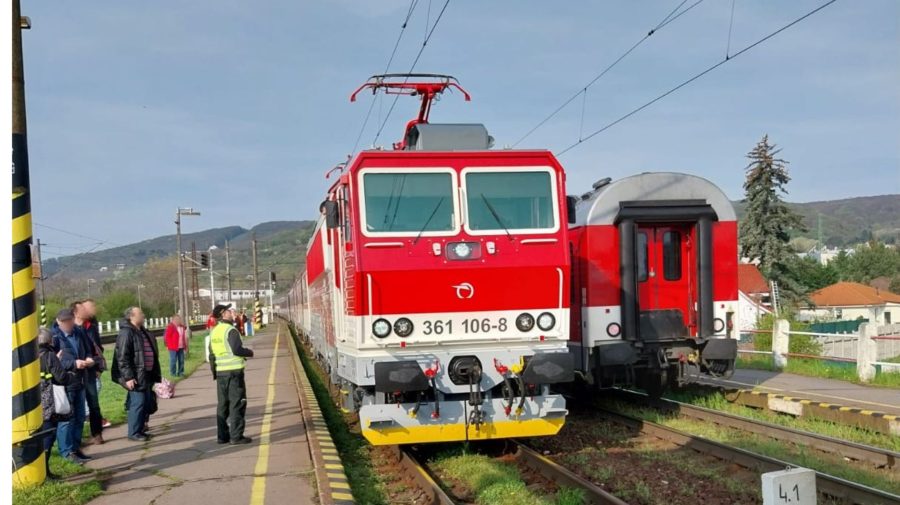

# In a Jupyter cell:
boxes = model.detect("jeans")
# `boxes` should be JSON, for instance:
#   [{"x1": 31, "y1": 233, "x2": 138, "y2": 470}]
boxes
[
  {"x1": 84, "y1": 375, "x2": 103, "y2": 437},
  {"x1": 169, "y1": 349, "x2": 185, "y2": 377},
  {"x1": 126, "y1": 389, "x2": 154, "y2": 438},
  {"x1": 57, "y1": 388, "x2": 86, "y2": 457}
]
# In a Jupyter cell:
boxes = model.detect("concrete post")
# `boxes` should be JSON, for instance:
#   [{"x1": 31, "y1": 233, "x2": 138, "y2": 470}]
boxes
[
  {"x1": 856, "y1": 323, "x2": 877, "y2": 383},
  {"x1": 772, "y1": 319, "x2": 790, "y2": 370},
  {"x1": 115, "y1": 320, "x2": 120, "y2": 332}
]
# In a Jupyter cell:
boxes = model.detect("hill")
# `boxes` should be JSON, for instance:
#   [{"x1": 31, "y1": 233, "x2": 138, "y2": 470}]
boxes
[
  {"x1": 733, "y1": 194, "x2": 900, "y2": 247},
  {"x1": 42, "y1": 221, "x2": 317, "y2": 289}
]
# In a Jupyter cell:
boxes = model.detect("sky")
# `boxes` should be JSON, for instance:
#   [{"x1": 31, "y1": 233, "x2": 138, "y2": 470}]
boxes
[{"x1": 21, "y1": 0, "x2": 899, "y2": 258}]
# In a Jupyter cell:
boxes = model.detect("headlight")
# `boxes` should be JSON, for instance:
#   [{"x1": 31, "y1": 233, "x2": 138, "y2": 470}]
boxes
[
  {"x1": 453, "y1": 243, "x2": 471, "y2": 258},
  {"x1": 606, "y1": 322, "x2": 621, "y2": 337},
  {"x1": 446, "y1": 241, "x2": 482, "y2": 261},
  {"x1": 516, "y1": 313, "x2": 535, "y2": 332},
  {"x1": 537, "y1": 312, "x2": 556, "y2": 331},
  {"x1": 713, "y1": 318, "x2": 725, "y2": 333},
  {"x1": 372, "y1": 318, "x2": 391, "y2": 338},
  {"x1": 393, "y1": 317, "x2": 414, "y2": 337}
]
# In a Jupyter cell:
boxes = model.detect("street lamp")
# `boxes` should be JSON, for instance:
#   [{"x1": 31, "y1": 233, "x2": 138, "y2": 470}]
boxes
[
  {"x1": 137, "y1": 284, "x2": 145, "y2": 309},
  {"x1": 175, "y1": 207, "x2": 200, "y2": 321},
  {"x1": 87, "y1": 278, "x2": 96, "y2": 298}
]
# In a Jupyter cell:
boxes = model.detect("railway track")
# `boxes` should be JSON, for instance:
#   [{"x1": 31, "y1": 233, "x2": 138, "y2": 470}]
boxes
[
  {"x1": 610, "y1": 388, "x2": 899, "y2": 470},
  {"x1": 594, "y1": 401, "x2": 900, "y2": 505},
  {"x1": 394, "y1": 441, "x2": 629, "y2": 505}
]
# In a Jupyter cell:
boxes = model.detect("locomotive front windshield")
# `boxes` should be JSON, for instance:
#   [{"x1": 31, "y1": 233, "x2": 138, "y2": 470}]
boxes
[
  {"x1": 362, "y1": 172, "x2": 454, "y2": 233},
  {"x1": 465, "y1": 171, "x2": 555, "y2": 232}
]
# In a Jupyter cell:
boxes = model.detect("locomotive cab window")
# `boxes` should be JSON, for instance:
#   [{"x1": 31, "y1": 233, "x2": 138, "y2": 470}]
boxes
[
  {"x1": 662, "y1": 231, "x2": 681, "y2": 281},
  {"x1": 359, "y1": 170, "x2": 457, "y2": 236},
  {"x1": 462, "y1": 168, "x2": 558, "y2": 235}
]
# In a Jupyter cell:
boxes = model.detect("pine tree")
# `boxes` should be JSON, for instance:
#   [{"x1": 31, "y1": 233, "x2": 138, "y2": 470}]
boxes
[{"x1": 739, "y1": 135, "x2": 806, "y2": 300}]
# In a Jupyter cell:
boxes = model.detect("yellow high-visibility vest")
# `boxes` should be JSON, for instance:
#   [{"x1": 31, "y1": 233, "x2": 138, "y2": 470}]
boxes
[{"x1": 209, "y1": 322, "x2": 245, "y2": 372}]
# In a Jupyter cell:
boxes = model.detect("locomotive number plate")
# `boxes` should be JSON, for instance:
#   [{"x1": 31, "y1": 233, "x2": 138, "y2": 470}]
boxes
[{"x1": 421, "y1": 317, "x2": 509, "y2": 336}]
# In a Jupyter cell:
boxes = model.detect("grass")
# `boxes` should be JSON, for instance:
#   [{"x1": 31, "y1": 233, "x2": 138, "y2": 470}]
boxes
[
  {"x1": 665, "y1": 389, "x2": 900, "y2": 452},
  {"x1": 287, "y1": 323, "x2": 391, "y2": 505},
  {"x1": 13, "y1": 448, "x2": 100, "y2": 505},
  {"x1": 433, "y1": 450, "x2": 585, "y2": 505},
  {"x1": 736, "y1": 354, "x2": 900, "y2": 388},
  {"x1": 602, "y1": 398, "x2": 900, "y2": 495}
]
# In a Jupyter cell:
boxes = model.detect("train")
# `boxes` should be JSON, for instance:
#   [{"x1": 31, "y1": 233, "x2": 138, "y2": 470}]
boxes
[{"x1": 285, "y1": 75, "x2": 738, "y2": 446}]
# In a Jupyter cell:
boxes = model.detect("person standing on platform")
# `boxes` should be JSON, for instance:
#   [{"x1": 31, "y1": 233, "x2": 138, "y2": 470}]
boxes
[
  {"x1": 164, "y1": 315, "x2": 188, "y2": 377},
  {"x1": 38, "y1": 327, "x2": 76, "y2": 478},
  {"x1": 52, "y1": 308, "x2": 95, "y2": 464},
  {"x1": 80, "y1": 299, "x2": 111, "y2": 429},
  {"x1": 208, "y1": 304, "x2": 254, "y2": 444},
  {"x1": 112, "y1": 306, "x2": 161, "y2": 442},
  {"x1": 74, "y1": 300, "x2": 106, "y2": 445},
  {"x1": 235, "y1": 309, "x2": 246, "y2": 336}
]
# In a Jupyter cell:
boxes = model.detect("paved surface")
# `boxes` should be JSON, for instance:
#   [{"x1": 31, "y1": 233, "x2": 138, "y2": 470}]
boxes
[
  {"x1": 83, "y1": 325, "x2": 316, "y2": 505},
  {"x1": 702, "y1": 368, "x2": 900, "y2": 416}
]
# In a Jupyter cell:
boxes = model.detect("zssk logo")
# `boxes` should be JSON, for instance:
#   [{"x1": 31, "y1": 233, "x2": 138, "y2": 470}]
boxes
[{"x1": 453, "y1": 282, "x2": 474, "y2": 299}]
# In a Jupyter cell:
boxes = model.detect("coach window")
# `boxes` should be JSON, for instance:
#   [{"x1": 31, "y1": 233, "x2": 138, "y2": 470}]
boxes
[
  {"x1": 361, "y1": 172, "x2": 455, "y2": 234},
  {"x1": 663, "y1": 231, "x2": 681, "y2": 281},
  {"x1": 637, "y1": 232, "x2": 648, "y2": 282},
  {"x1": 464, "y1": 169, "x2": 556, "y2": 233}
]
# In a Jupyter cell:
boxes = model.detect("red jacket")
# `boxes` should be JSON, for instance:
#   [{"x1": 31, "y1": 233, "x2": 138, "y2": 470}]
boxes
[{"x1": 164, "y1": 323, "x2": 187, "y2": 351}]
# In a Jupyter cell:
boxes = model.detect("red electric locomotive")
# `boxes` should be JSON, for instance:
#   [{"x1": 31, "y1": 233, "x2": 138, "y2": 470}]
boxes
[
  {"x1": 289, "y1": 75, "x2": 573, "y2": 445},
  {"x1": 567, "y1": 173, "x2": 739, "y2": 395}
]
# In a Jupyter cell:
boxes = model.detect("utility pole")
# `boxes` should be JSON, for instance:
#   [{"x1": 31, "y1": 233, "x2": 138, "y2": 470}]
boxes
[
  {"x1": 34, "y1": 238, "x2": 46, "y2": 326},
  {"x1": 174, "y1": 207, "x2": 199, "y2": 323},
  {"x1": 225, "y1": 239, "x2": 232, "y2": 299},
  {"x1": 175, "y1": 209, "x2": 186, "y2": 318},
  {"x1": 190, "y1": 241, "x2": 199, "y2": 318},
  {"x1": 252, "y1": 233, "x2": 259, "y2": 300},
  {"x1": 11, "y1": 0, "x2": 45, "y2": 486}
]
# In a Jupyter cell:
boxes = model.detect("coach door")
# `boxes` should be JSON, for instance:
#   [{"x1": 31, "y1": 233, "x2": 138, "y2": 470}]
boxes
[{"x1": 636, "y1": 225, "x2": 696, "y2": 339}]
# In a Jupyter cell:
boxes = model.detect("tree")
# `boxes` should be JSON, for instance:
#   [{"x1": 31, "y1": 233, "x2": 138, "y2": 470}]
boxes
[
  {"x1": 836, "y1": 241, "x2": 900, "y2": 284},
  {"x1": 787, "y1": 256, "x2": 839, "y2": 292},
  {"x1": 739, "y1": 135, "x2": 806, "y2": 301}
]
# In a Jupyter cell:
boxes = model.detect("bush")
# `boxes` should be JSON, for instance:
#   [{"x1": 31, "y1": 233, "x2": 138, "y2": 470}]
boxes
[{"x1": 752, "y1": 314, "x2": 822, "y2": 356}]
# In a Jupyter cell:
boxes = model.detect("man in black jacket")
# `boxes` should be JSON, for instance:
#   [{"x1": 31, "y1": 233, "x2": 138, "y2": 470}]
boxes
[
  {"x1": 112, "y1": 306, "x2": 161, "y2": 442},
  {"x1": 75, "y1": 299, "x2": 106, "y2": 445}
]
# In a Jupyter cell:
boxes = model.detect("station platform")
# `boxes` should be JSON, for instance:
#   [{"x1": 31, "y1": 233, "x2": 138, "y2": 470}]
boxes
[
  {"x1": 81, "y1": 324, "x2": 352, "y2": 505},
  {"x1": 702, "y1": 369, "x2": 900, "y2": 416}
]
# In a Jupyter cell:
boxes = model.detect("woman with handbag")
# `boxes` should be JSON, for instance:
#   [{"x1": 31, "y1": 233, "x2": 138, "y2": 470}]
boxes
[{"x1": 38, "y1": 328, "x2": 76, "y2": 478}]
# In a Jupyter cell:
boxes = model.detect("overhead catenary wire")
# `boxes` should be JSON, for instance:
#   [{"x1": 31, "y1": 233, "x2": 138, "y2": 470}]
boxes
[
  {"x1": 512, "y1": 0, "x2": 706, "y2": 147},
  {"x1": 556, "y1": 0, "x2": 839, "y2": 157},
  {"x1": 371, "y1": 0, "x2": 452, "y2": 147},
  {"x1": 725, "y1": 0, "x2": 737, "y2": 59},
  {"x1": 34, "y1": 222, "x2": 124, "y2": 248},
  {"x1": 350, "y1": 0, "x2": 421, "y2": 156}
]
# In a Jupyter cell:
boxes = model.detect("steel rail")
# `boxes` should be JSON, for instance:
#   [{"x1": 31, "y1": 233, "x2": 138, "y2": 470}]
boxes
[
  {"x1": 512, "y1": 441, "x2": 630, "y2": 505},
  {"x1": 594, "y1": 406, "x2": 900, "y2": 505},
  {"x1": 611, "y1": 388, "x2": 899, "y2": 470},
  {"x1": 395, "y1": 446, "x2": 458, "y2": 505}
]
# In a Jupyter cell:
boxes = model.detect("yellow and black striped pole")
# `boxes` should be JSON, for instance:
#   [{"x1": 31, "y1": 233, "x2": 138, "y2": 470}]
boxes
[
  {"x1": 11, "y1": 0, "x2": 46, "y2": 487},
  {"x1": 254, "y1": 298, "x2": 263, "y2": 330}
]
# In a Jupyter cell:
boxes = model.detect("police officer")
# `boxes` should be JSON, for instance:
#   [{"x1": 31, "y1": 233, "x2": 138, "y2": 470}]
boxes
[{"x1": 208, "y1": 304, "x2": 254, "y2": 444}]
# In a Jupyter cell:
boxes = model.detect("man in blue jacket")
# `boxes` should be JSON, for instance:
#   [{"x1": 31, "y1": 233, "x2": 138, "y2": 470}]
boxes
[{"x1": 52, "y1": 308, "x2": 96, "y2": 464}]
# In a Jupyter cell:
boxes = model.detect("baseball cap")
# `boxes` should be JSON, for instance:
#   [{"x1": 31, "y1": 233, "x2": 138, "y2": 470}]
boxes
[{"x1": 212, "y1": 303, "x2": 233, "y2": 319}]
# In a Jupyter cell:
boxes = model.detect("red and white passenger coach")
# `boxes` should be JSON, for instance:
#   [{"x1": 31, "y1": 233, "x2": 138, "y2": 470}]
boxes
[
  {"x1": 567, "y1": 173, "x2": 739, "y2": 395},
  {"x1": 288, "y1": 76, "x2": 573, "y2": 445}
]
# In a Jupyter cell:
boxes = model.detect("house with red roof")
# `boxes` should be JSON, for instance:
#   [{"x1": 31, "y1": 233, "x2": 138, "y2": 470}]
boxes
[
  {"x1": 737, "y1": 263, "x2": 772, "y2": 334},
  {"x1": 802, "y1": 281, "x2": 900, "y2": 325}
]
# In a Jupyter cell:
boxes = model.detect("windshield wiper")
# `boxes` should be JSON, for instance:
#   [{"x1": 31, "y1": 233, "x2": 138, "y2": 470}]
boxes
[
  {"x1": 480, "y1": 193, "x2": 513, "y2": 240},
  {"x1": 413, "y1": 197, "x2": 445, "y2": 245}
]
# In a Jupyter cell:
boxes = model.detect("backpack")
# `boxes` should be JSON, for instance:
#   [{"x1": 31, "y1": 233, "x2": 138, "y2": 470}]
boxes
[{"x1": 40, "y1": 354, "x2": 72, "y2": 421}]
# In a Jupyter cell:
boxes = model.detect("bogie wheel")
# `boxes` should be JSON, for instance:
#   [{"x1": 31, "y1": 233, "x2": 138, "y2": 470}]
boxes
[{"x1": 643, "y1": 367, "x2": 668, "y2": 399}]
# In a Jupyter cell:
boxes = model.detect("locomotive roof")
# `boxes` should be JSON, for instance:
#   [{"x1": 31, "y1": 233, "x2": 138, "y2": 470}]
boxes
[{"x1": 575, "y1": 172, "x2": 736, "y2": 226}]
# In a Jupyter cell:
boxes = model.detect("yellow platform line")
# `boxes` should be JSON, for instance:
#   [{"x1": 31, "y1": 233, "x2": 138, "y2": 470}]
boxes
[{"x1": 249, "y1": 328, "x2": 281, "y2": 505}]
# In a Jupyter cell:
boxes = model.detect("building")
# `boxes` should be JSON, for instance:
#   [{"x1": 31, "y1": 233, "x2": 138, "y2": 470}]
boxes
[
  {"x1": 801, "y1": 281, "x2": 900, "y2": 325},
  {"x1": 197, "y1": 288, "x2": 274, "y2": 301},
  {"x1": 737, "y1": 263, "x2": 772, "y2": 334}
]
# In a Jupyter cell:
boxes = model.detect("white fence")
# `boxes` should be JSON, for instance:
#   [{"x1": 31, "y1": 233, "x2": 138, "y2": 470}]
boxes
[{"x1": 739, "y1": 320, "x2": 900, "y2": 382}]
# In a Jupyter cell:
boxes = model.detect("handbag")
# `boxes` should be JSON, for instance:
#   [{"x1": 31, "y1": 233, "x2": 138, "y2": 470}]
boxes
[
  {"x1": 91, "y1": 340, "x2": 108, "y2": 373},
  {"x1": 52, "y1": 385, "x2": 72, "y2": 416}
]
